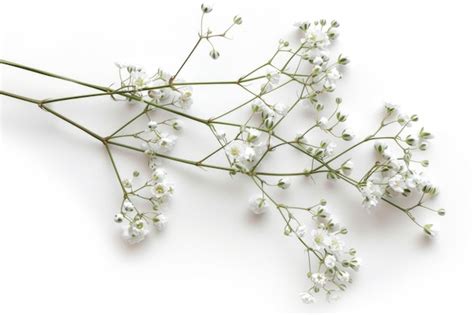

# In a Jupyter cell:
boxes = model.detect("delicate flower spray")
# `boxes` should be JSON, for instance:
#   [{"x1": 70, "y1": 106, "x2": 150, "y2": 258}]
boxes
[{"x1": 0, "y1": 4, "x2": 445, "y2": 304}]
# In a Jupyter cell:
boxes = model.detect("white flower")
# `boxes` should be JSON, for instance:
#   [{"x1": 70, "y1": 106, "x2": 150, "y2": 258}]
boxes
[
  {"x1": 151, "y1": 181, "x2": 174, "y2": 201},
  {"x1": 215, "y1": 129, "x2": 226, "y2": 141},
  {"x1": 311, "y1": 272, "x2": 327, "y2": 286},
  {"x1": 158, "y1": 133, "x2": 177, "y2": 152},
  {"x1": 175, "y1": 90, "x2": 193, "y2": 109},
  {"x1": 406, "y1": 170, "x2": 429, "y2": 191},
  {"x1": 313, "y1": 56, "x2": 324, "y2": 66},
  {"x1": 172, "y1": 119, "x2": 184, "y2": 130},
  {"x1": 261, "y1": 105, "x2": 275, "y2": 118},
  {"x1": 266, "y1": 70, "x2": 280, "y2": 84},
  {"x1": 337, "y1": 270, "x2": 351, "y2": 282},
  {"x1": 148, "y1": 89, "x2": 165, "y2": 101},
  {"x1": 388, "y1": 174, "x2": 407, "y2": 193},
  {"x1": 311, "y1": 228, "x2": 329, "y2": 250},
  {"x1": 327, "y1": 235, "x2": 345, "y2": 253},
  {"x1": 122, "y1": 224, "x2": 149, "y2": 245},
  {"x1": 318, "y1": 116, "x2": 329, "y2": 129},
  {"x1": 148, "y1": 157, "x2": 162, "y2": 170},
  {"x1": 323, "y1": 79, "x2": 336, "y2": 91},
  {"x1": 382, "y1": 147, "x2": 395, "y2": 160},
  {"x1": 303, "y1": 28, "x2": 331, "y2": 48},
  {"x1": 122, "y1": 178, "x2": 132, "y2": 189},
  {"x1": 327, "y1": 67, "x2": 342, "y2": 80},
  {"x1": 295, "y1": 132, "x2": 309, "y2": 144},
  {"x1": 151, "y1": 168, "x2": 167, "y2": 183},
  {"x1": 294, "y1": 21, "x2": 311, "y2": 31},
  {"x1": 242, "y1": 146, "x2": 256, "y2": 162},
  {"x1": 423, "y1": 224, "x2": 439, "y2": 238},
  {"x1": 251, "y1": 100, "x2": 263, "y2": 112},
  {"x1": 114, "y1": 213, "x2": 124, "y2": 223},
  {"x1": 148, "y1": 120, "x2": 158, "y2": 130},
  {"x1": 384, "y1": 101, "x2": 399, "y2": 114},
  {"x1": 131, "y1": 69, "x2": 147, "y2": 88},
  {"x1": 295, "y1": 225, "x2": 307, "y2": 238},
  {"x1": 323, "y1": 141, "x2": 337, "y2": 157},
  {"x1": 326, "y1": 291, "x2": 341, "y2": 303},
  {"x1": 249, "y1": 196, "x2": 268, "y2": 214},
  {"x1": 299, "y1": 292, "x2": 315, "y2": 304},
  {"x1": 274, "y1": 102, "x2": 289, "y2": 115},
  {"x1": 360, "y1": 181, "x2": 384, "y2": 209},
  {"x1": 153, "y1": 213, "x2": 168, "y2": 231},
  {"x1": 324, "y1": 255, "x2": 337, "y2": 268},
  {"x1": 226, "y1": 141, "x2": 245, "y2": 159},
  {"x1": 123, "y1": 200, "x2": 135, "y2": 212},
  {"x1": 350, "y1": 257, "x2": 362, "y2": 271},
  {"x1": 245, "y1": 128, "x2": 261, "y2": 143},
  {"x1": 397, "y1": 113, "x2": 412, "y2": 126},
  {"x1": 277, "y1": 177, "x2": 291, "y2": 189}
]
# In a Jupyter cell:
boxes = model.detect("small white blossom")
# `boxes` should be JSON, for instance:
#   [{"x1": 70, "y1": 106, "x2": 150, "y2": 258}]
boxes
[
  {"x1": 123, "y1": 200, "x2": 135, "y2": 212},
  {"x1": 337, "y1": 270, "x2": 351, "y2": 282},
  {"x1": 397, "y1": 113, "x2": 412, "y2": 126},
  {"x1": 318, "y1": 116, "x2": 329, "y2": 129},
  {"x1": 327, "y1": 67, "x2": 342, "y2": 80},
  {"x1": 311, "y1": 228, "x2": 329, "y2": 250},
  {"x1": 311, "y1": 272, "x2": 327, "y2": 286},
  {"x1": 326, "y1": 291, "x2": 341, "y2": 303},
  {"x1": 388, "y1": 174, "x2": 407, "y2": 193},
  {"x1": 157, "y1": 133, "x2": 177, "y2": 152},
  {"x1": 266, "y1": 70, "x2": 280, "y2": 84},
  {"x1": 423, "y1": 224, "x2": 439, "y2": 238},
  {"x1": 153, "y1": 213, "x2": 168, "y2": 231},
  {"x1": 172, "y1": 119, "x2": 184, "y2": 131},
  {"x1": 299, "y1": 292, "x2": 315, "y2": 304},
  {"x1": 274, "y1": 102, "x2": 289, "y2": 115},
  {"x1": 176, "y1": 90, "x2": 193, "y2": 109},
  {"x1": 114, "y1": 213, "x2": 124, "y2": 223},
  {"x1": 324, "y1": 255, "x2": 337, "y2": 268},
  {"x1": 277, "y1": 177, "x2": 291, "y2": 189},
  {"x1": 122, "y1": 224, "x2": 149, "y2": 245},
  {"x1": 360, "y1": 181, "x2": 383, "y2": 209},
  {"x1": 249, "y1": 196, "x2": 268, "y2": 214},
  {"x1": 323, "y1": 79, "x2": 336, "y2": 91},
  {"x1": 151, "y1": 168, "x2": 167, "y2": 183},
  {"x1": 215, "y1": 129, "x2": 226, "y2": 141},
  {"x1": 295, "y1": 225, "x2": 307, "y2": 238},
  {"x1": 148, "y1": 120, "x2": 158, "y2": 130}
]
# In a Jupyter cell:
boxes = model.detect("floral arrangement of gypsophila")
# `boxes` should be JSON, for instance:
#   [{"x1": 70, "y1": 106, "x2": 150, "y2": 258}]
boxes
[{"x1": 0, "y1": 4, "x2": 445, "y2": 304}]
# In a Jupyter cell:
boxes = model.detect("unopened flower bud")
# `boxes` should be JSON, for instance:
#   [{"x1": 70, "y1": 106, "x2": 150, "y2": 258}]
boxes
[
  {"x1": 201, "y1": 3, "x2": 213, "y2": 13},
  {"x1": 233, "y1": 15, "x2": 242, "y2": 25}
]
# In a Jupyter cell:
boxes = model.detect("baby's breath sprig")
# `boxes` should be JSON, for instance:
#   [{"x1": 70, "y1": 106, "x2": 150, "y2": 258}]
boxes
[{"x1": 0, "y1": 3, "x2": 444, "y2": 304}]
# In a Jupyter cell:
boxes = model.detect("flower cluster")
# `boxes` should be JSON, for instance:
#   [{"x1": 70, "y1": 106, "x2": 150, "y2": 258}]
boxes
[
  {"x1": 298, "y1": 203, "x2": 360, "y2": 303},
  {"x1": 199, "y1": 3, "x2": 242, "y2": 60},
  {"x1": 359, "y1": 104, "x2": 438, "y2": 210},
  {"x1": 114, "y1": 167, "x2": 173, "y2": 244},
  {"x1": 223, "y1": 127, "x2": 268, "y2": 173},
  {"x1": 110, "y1": 66, "x2": 191, "y2": 244},
  {"x1": 114, "y1": 63, "x2": 193, "y2": 109},
  {"x1": 1, "y1": 3, "x2": 446, "y2": 306}
]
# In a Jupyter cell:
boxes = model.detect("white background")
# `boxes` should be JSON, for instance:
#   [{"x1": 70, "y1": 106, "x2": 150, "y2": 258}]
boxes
[{"x1": 1, "y1": 0, "x2": 473, "y2": 313}]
